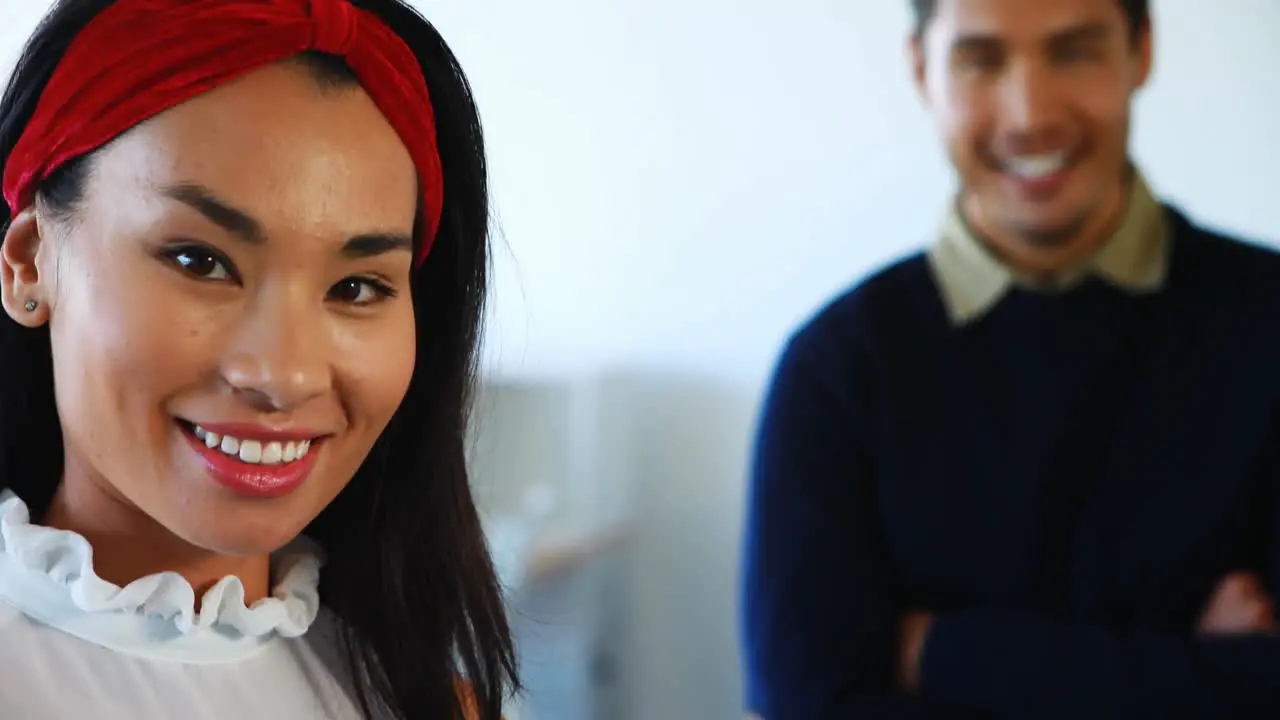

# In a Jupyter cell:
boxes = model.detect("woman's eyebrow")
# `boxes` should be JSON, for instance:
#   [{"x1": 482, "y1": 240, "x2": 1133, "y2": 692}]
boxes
[{"x1": 160, "y1": 182, "x2": 413, "y2": 257}]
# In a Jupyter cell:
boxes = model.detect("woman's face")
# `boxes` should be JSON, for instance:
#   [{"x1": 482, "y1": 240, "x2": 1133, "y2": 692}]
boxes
[{"x1": 3, "y1": 61, "x2": 420, "y2": 556}]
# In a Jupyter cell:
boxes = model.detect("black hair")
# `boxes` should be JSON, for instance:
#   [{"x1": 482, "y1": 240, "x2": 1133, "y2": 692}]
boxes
[
  {"x1": 0, "y1": 1, "x2": 518, "y2": 719},
  {"x1": 909, "y1": 0, "x2": 1150, "y2": 43}
]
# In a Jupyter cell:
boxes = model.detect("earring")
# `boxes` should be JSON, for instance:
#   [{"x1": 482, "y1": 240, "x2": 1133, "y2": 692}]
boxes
[{"x1": 23, "y1": 299, "x2": 37, "y2": 313}]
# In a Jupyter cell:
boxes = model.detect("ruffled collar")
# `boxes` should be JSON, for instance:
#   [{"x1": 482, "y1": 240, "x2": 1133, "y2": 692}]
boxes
[{"x1": 0, "y1": 490, "x2": 323, "y2": 663}]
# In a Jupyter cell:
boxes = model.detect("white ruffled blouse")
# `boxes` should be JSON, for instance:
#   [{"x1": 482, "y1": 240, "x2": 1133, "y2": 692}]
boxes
[{"x1": 0, "y1": 489, "x2": 367, "y2": 718}]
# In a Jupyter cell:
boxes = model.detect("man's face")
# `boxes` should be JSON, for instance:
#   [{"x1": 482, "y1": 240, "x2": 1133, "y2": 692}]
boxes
[{"x1": 912, "y1": 0, "x2": 1152, "y2": 247}]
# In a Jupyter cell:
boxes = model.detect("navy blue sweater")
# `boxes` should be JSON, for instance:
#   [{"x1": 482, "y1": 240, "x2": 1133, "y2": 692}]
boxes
[{"x1": 741, "y1": 208, "x2": 1280, "y2": 720}]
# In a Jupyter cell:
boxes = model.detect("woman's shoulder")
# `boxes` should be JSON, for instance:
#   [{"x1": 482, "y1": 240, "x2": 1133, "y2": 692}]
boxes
[
  {"x1": 296, "y1": 609, "x2": 497, "y2": 719},
  {"x1": 455, "y1": 678, "x2": 505, "y2": 720},
  {"x1": 455, "y1": 678, "x2": 480, "y2": 720}
]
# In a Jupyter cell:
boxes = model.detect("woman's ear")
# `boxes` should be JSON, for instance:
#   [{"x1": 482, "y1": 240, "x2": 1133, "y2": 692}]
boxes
[{"x1": 1, "y1": 209, "x2": 51, "y2": 327}]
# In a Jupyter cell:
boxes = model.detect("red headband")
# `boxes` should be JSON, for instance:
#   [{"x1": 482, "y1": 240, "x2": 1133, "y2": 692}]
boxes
[{"x1": 3, "y1": 0, "x2": 444, "y2": 267}]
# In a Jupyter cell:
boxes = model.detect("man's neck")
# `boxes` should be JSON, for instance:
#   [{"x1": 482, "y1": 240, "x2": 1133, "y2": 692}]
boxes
[
  {"x1": 966, "y1": 179, "x2": 1130, "y2": 281},
  {"x1": 41, "y1": 470, "x2": 270, "y2": 606}
]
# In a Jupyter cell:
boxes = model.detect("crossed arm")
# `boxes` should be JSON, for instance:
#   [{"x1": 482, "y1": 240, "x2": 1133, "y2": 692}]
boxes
[{"x1": 740, "y1": 337, "x2": 1280, "y2": 720}]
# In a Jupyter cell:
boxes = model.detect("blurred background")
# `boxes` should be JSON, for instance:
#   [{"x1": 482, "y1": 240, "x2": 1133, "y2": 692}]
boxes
[{"x1": 5, "y1": 1, "x2": 1279, "y2": 718}]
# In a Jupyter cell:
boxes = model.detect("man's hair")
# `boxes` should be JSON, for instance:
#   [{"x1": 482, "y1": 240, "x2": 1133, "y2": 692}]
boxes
[{"x1": 910, "y1": 0, "x2": 1150, "y2": 42}]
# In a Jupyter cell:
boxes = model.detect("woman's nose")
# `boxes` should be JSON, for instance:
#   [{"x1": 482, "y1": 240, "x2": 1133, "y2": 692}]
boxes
[{"x1": 219, "y1": 291, "x2": 332, "y2": 412}]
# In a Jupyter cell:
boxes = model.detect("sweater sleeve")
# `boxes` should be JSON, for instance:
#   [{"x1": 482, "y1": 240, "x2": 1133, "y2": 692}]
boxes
[
  {"x1": 740, "y1": 329, "x2": 982, "y2": 720},
  {"x1": 919, "y1": 611, "x2": 1280, "y2": 719},
  {"x1": 919, "y1": 438, "x2": 1280, "y2": 720}
]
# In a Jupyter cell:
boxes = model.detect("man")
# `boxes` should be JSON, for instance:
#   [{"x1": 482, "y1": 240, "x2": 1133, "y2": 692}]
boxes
[{"x1": 740, "y1": 1, "x2": 1280, "y2": 718}]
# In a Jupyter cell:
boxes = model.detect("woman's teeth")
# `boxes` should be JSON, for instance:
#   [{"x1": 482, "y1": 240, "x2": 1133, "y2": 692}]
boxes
[{"x1": 192, "y1": 425, "x2": 312, "y2": 465}]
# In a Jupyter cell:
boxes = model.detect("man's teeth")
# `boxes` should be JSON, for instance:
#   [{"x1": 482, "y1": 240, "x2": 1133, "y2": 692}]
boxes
[
  {"x1": 1006, "y1": 153, "x2": 1068, "y2": 180},
  {"x1": 193, "y1": 425, "x2": 312, "y2": 465}
]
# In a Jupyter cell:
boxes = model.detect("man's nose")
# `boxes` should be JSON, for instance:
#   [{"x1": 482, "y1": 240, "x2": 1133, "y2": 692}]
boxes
[{"x1": 997, "y1": 59, "x2": 1061, "y2": 138}]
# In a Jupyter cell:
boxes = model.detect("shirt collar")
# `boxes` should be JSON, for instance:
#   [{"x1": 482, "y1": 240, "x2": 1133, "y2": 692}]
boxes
[
  {"x1": 0, "y1": 489, "x2": 323, "y2": 663},
  {"x1": 927, "y1": 169, "x2": 1169, "y2": 325}
]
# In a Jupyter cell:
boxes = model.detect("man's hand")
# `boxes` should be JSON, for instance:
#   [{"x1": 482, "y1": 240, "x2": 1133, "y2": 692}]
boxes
[
  {"x1": 1197, "y1": 571, "x2": 1278, "y2": 636},
  {"x1": 897, "y1": 611, "x2": 934, "y2": 692}
]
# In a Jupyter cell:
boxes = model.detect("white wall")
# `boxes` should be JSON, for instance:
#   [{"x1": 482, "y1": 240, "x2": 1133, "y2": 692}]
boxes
[
  {"x1": 1, "y1": 4, "x2": 45, "y2": 76},
  {"x1": 424, "y1": 0, "x2": 1280, "y2": 386},
  {"x1": 5, "y1": 2, "x2": 1279, "y2": 718}
]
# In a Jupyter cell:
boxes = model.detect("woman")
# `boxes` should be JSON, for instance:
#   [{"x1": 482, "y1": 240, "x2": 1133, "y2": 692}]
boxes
[{"x1": 0, "y1": 0, "x2": 517, "y2": 718}]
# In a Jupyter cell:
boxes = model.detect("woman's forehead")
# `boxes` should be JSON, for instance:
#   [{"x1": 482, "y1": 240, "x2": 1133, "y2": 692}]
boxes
[{"x1": 87, "y1": 63, "x2": 419, "y2": 233}]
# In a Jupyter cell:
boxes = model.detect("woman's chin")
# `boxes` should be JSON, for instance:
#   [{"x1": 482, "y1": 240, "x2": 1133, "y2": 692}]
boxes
[{"x1": 167, "y1": 515, "x2": 309, "y2": 559}]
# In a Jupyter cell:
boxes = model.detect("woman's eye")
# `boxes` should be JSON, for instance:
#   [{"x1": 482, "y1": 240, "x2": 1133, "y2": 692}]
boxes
[
  {"x1": 328, "y1": 277, "x2": 395, "y2": 306},
  {"x1": 165, "y1": 247, "x2": 232, "y2": 281}
]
